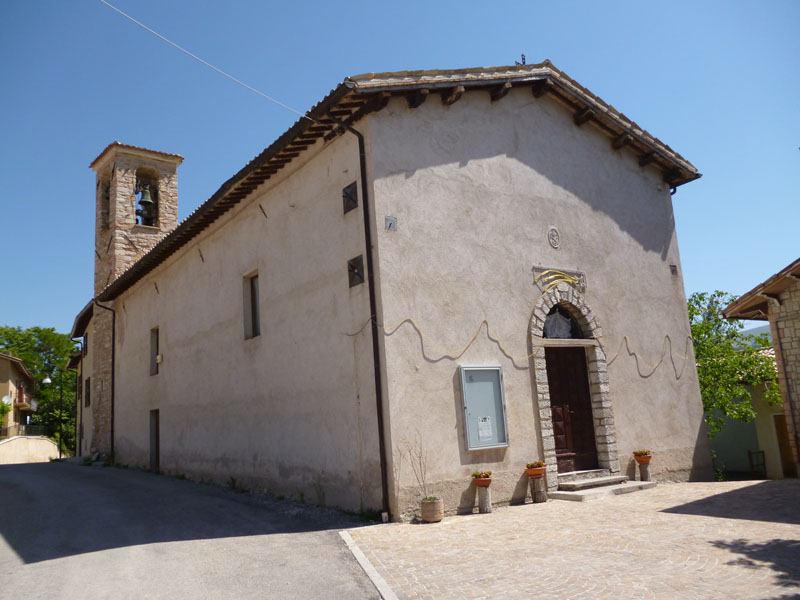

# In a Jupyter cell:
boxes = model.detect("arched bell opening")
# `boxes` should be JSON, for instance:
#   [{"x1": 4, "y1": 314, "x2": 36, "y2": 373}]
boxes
[{"x1": 135, "y1": 167, "x2": 160, "y2": 227}]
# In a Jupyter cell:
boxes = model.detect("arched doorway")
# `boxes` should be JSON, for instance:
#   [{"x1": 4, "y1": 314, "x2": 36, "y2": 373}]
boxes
[
  {"x1": 529, "y1": 283, "x2": 620, "y2": 490},
  {"x1": 544, "y1": 307, "x2": 597, "y2": 473}
]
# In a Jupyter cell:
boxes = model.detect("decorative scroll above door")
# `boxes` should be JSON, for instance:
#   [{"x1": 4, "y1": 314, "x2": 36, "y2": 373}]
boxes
[{"x1": 532, "y1": 266, "x2": 586, "y2": 294}]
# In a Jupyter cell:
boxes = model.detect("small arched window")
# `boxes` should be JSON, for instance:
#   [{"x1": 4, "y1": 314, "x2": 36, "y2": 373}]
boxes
[
  {"x1": 543, "y1": 306, "x2": 583, "y2": 339},
  {"x1": 99, "y1": 180, "x2": 110, "y2": 230}
]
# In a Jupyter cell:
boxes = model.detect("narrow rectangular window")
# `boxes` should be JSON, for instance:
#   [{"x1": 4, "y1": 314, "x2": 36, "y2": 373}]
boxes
[
  {"x1": 85, "y1": 377, "x2": 91, "y2": 407},
  {"x1": 244, "y1": 273, "x2": 260, "y2": 339},
  {"x1": 150, "y1": 327, "x2": 159, "y2": 376}
]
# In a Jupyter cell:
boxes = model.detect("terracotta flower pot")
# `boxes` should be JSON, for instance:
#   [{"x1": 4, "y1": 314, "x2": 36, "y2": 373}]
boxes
[
  {"x1": 634, "y1": 454, "x2": 652, "y2": 464},
  {"x1": 420, "y1": 498, "x2": 444, "y2": 523},
  {"x1": 474, "y1": 477, "x2": 492, "y2": 488},
  {"x1": 525, "y1": 466, "x2": 546, "y2": 478}
]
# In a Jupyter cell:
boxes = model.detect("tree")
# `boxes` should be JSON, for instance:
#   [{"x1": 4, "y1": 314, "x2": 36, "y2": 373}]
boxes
[
  {"x1": 688, "y1": 291, "x2": 782, "y2": 436},
  {"x1": 0, "y1": 326, "x2": 78, "y2": 452}
]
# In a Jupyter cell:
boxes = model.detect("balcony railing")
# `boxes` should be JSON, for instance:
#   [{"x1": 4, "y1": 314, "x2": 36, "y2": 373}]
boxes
[
  {"x1": 12, "y1": 392, "x2": 36, "y2": 411},
  {"x1": 0, "y1": 424, "x2": 48, "y2": 439}
]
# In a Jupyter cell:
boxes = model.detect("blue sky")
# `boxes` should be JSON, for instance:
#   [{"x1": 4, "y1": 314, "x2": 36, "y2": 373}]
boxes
[{"x1": 1, "y1": 1, "x2": 798, "y2": 333}]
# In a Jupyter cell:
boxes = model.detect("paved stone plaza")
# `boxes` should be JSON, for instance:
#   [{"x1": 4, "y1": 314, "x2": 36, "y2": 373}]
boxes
[{"x1": 349, "y1": 481, "x2": 800, "y2": 599}]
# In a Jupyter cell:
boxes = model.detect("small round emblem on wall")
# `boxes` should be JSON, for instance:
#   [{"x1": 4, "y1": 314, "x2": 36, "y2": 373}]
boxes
[{"x1": 547, "y1": 226, "x2": 560, "y2": 249}]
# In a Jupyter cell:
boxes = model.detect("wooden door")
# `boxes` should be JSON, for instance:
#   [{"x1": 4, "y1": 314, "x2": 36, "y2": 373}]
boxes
[
  {"x1": 150, "y1": 409, "x2": 160, "y2": 473},
  {"x1": 545, "y1": 347, "x2": 598, "y2": 473}
]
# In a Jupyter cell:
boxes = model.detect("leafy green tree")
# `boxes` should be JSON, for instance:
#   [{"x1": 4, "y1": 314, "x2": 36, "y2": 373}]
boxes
[
  {"x1": 688, "y1": 291, "x2": 781, "y2": 436},
  {"x1": 0, "y1": 326, "x2": 78, "y2": 452}
]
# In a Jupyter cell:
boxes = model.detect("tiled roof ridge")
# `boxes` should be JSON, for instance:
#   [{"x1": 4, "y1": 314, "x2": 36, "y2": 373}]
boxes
[{"x1": 90, "y1": 141, "x2": 184, "y2": 169}]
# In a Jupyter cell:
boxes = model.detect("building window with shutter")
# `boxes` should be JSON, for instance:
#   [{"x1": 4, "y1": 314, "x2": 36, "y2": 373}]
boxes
[
  {"x1": 243, "y1": 272, "x2": 260, "y2": 339},
  {"x1": 150, "y1": 328, "x2": 160, "y2": 376}
]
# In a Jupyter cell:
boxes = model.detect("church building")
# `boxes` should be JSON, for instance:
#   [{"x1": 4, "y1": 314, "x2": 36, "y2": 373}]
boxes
[{"x1": 72, "y1": 61, "x2": 712, "y2": 519}]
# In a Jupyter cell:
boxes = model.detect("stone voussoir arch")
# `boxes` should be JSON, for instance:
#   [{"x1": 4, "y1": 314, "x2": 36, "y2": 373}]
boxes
[{"x1": 528, "y1": 282, "x2": 620, "y2": 491}]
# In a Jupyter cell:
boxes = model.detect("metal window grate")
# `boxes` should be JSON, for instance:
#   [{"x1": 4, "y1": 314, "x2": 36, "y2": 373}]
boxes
[
  {"x1": 342, "y1": 182, "x2": 358, "y2": 214},
  {"x1": 348, "y1": 255, "x2": 364, "y2": 287}
]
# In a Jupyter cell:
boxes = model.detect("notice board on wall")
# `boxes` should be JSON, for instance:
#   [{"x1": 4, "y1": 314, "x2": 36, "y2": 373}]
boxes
[{"x1": 459, "y1": 365, "x2": 509, "y2": 450}]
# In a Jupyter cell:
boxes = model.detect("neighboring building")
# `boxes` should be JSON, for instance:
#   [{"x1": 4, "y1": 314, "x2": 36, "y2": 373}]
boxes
[
  {"x1": 70, "y1": 302, "x2": 94, "y2": 456},
  {"x1": 73, "y1": 62, "x2": 712, "y2": 518},
  {"x1": 0, "y1": 352, "x2": 37, "y2": 437},
  {"x1": 710, "y1": 349, "x2": 792, "y2": 479},
  {"x1": 724, "y1": 257, "x2": 800, "y2": 478}
]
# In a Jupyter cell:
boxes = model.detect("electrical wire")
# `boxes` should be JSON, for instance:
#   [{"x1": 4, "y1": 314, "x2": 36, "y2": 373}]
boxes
[{"x1": 98, "y1": 0, "x2": 316, "y2": 123}]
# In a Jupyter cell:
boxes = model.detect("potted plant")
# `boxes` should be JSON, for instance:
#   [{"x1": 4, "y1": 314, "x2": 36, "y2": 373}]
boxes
[
  {"x1": 405, "y1": 432, "x2": 443, "y2": 523},
  {"x1": 420, "y1": 495, "x2": 444, "y2": 523},
  {"x1": 633, "y1": 449, "x2": 652, "y2": 464},
  {"x1": 471, "y1": 470, "x2": 492, "y2": 487},
  {"x1": 525, "y1": 461, "x2": 546, "y2": 478}
]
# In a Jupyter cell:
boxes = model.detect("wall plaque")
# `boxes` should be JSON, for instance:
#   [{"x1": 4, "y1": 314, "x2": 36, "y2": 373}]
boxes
[{"x1": 547, "y1": 226, "x2": 560, "y2": 249}]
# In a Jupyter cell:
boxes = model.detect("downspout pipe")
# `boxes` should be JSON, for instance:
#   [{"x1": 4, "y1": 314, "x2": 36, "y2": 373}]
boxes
[
  {"x1": 330, "y1": 115, "x2": 390, "y2": 518},
  {"x1": 93, "y1": 300, "x2": 116, "y2": 462}
]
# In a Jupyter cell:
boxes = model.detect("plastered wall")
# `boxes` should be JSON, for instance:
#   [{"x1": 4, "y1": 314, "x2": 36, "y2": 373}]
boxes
[
  {"x1": 112, "y1": 134, "x2": 383, "y2": 512},
  {"x1": 0, "y1": 436, "x2": 58, "y2": 464},
  {"x1": 366, "y1": 89, "x2": 712, "y2": 517}
]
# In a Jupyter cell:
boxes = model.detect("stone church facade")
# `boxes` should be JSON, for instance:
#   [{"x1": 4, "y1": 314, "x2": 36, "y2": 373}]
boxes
[{"x1": 73, "y1": 62, "x2": 712, "y2": 519}]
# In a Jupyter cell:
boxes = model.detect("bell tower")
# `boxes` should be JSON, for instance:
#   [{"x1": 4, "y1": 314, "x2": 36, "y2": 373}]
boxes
[
  {"x1": 87, "y1": 142, "x2": 182, "y2": 456},
  {"x1": 90, "y1": 142, "x2": 183, "y2": 295}
]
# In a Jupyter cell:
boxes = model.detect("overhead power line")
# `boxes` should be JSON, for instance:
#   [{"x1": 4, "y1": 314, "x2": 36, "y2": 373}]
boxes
[{"x1": 98, "y1": 0, "x2": 314, "y2": 123}]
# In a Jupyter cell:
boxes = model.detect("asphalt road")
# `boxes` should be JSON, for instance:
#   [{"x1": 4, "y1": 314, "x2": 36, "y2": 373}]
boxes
[{"x1": 0, "y1": 462, "x2": 379, "y2": 599}]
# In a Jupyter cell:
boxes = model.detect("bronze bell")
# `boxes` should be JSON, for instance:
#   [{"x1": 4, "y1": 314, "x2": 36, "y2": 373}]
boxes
[
  {"x1": 139, "y1": 184, "x2": 154, "y2": 210},
  {"x1": 136, "y1": 184, "x2": 155, "y2": 225}
]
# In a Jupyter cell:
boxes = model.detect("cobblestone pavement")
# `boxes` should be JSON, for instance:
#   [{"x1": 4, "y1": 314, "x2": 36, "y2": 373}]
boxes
[{"x1": 349, "y1": 480, "x2": 800, "y2": 600}]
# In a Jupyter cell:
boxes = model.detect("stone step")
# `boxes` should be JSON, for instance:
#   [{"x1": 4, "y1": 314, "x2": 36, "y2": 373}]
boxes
[
  {"x1": 557, "y1": 469, "x2": 611, "y2": 483},
  {"x1": 550, "y1": 481, "x2": 657, "y2": 502},
  {"x1": 557, "y1": 475, "x2": 629, "y2": 491}
]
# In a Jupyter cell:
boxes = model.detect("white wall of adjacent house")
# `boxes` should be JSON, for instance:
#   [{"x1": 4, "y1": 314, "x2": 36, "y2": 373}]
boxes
[
  {"x1": 112, "y1": 132, "x2": 384, "y2": 512},
  {"x1": 366, "y1": 88, "x2": 712, "y2": 517},
  {"x1": 0, "y1": 436, "x2": 59, "y2": 464}
]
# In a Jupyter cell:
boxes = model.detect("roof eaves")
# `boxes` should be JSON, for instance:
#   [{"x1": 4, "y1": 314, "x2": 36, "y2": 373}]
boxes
[
  {"x1": 0, "y1": 353, "x2": 35, "y2": 385},
  {"x1": 723, "y1": 257, "x2": 800, "y2": 320},
  {"x1": 66, "y1": 352, "x2": 82, "y2": 370},
  {"x1": 347, "y1": 61, "x2": 699, "y2": 186},
  {"x1": 71, "y1": 300, "x2": 94, "y2": 338}
]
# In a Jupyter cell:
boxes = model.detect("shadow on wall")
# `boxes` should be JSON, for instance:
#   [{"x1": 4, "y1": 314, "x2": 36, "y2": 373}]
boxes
[
  {"x1": 661, "y1": 480, "x2": 800, "y2": 526},
  {"x1": 624, "y1": 421, "x2": 713, "y2": 482},
  {"x1": 0, "y1": 462, "x2": 369, "y2": 564},
  {"x1": 379, "y1": 94, "x2": 677, "y2": 261},
  {"x1": 710, "y1": 538, "x2": 800, "y2": 590},
  {"x1": 689, "y1": 420, "x2": 714, "y2": 482}
]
